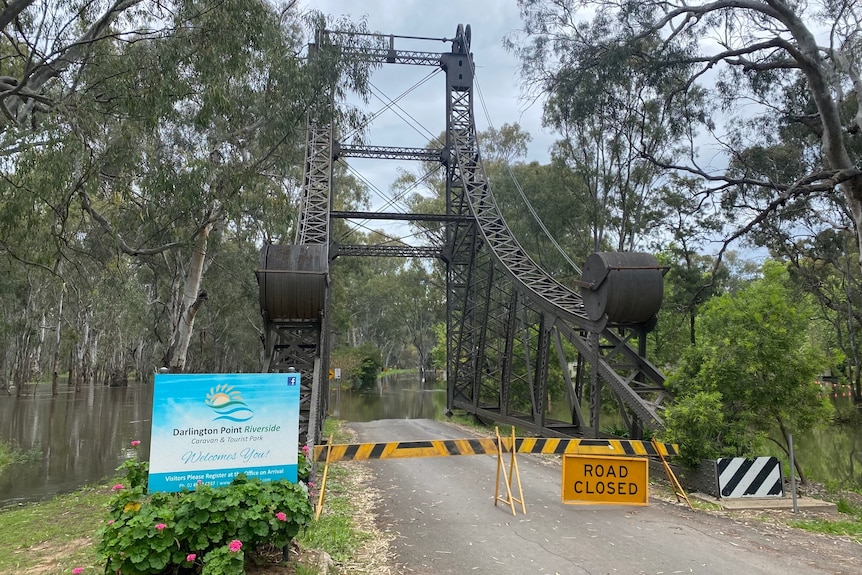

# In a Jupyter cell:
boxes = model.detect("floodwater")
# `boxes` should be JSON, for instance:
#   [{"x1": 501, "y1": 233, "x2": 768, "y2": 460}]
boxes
[
  {"x1": 327, "y1": 372, "x2": 447, "y2": 422},
  {"x1": 0, "y1": 373, "x2": 859, "y2": 507},
  {"x1": 0, "y1": 383, "x2": 154, "y2": 508}
]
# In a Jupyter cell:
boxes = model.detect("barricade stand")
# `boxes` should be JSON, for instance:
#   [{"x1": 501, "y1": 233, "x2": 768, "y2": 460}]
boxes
[
  {"x1": 314, "y1": 434, "x2": 335, "y2": 521},
  {"x1": 494, "y1": 427, "x2": 526, "y2": 515},
  {"x1": 651, "y1": 437, "x2": 692, "y2": 510}
]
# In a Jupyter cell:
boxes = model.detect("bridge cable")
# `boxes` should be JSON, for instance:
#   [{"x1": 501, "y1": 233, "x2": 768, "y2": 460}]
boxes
[
  {"x1": 341, "y1": 69, "x2": 441, "y2": 143},
  {"x1": 471, "y1": 68, "x2": 583, "y2": 276}
]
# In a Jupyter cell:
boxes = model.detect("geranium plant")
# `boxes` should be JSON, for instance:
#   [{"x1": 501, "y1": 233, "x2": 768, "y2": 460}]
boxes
[{"x1": 96, "y1": 441, "x2": 313, "y2": 574}]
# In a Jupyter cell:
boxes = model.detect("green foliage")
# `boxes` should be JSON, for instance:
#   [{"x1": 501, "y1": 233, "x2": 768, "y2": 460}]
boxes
[
  {"x1": 0, "y1": 439, "x2": 15, "y2": 470},
  {"x1": 200, "y1": 542, "x2": 245, "y2": 575},
  {"x1": 664, "y1": 261, "x2": 833, "y2": 465},
  {"x1": 0, "y1": 439, "x2": 42, "y2": 471},
  {"x1": 661, "y1": 391, "x2": 763, "y2": 467},
  {"x1": 335, "y1": 343, "x2": 383, "y2": 391},
  {"x1": 96, "y1": 448, "x2": 313, "y2": 575},
  {"x1": 297, "y1": 446, "x2": 312, "y2": 482}
]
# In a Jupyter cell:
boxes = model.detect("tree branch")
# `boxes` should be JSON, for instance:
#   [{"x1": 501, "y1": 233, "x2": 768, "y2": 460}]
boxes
[
  {"x1": 78, "y1": 189, "x2": 183, "y2": 257},
  {"x1": 0, "y1": 0, "x2": 35, "y2": 31}
]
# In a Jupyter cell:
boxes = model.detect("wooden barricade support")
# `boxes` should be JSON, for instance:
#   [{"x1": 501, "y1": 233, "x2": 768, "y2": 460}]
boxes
[
  {"x1": 494, "y1": 427, "x2": 526, "y2": 515},
  {"x1": 314, "y1": 434, "x2": 334, "y2": 520},
  {"x1": 652, "y1": 437, "x2": 692, "y2": 510}
]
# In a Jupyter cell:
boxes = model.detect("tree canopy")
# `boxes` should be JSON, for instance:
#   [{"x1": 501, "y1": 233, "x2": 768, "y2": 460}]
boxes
[
  {"x1": 663, "y1": 261, "x2": 833, "y2": 470},
  {"x1": 510, "y1": 0, "x2": 862, "y2": 267}
]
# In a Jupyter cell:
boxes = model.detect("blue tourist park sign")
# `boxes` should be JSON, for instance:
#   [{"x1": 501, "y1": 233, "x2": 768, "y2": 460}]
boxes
[{"x1": 148, "y1": 373, "x2": 300, "y2": 492}]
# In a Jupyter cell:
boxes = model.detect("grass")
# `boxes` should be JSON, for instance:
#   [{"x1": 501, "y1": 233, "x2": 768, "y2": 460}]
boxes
[
  {"x1": 786, "y1": 495, "x2": 862, "y2": 543},
  {"x1": 789, "y1": 518, "x2": 862, "y2": 541},
  {"x1": 0, "y1": 419, "x2": 377, "y2": 574},
  {"x1": 0, "y1": 484, "x2": 110, "y2": 574},
  {"x1": 295, "y1": 419, "x2": 372, "y2": 565}
]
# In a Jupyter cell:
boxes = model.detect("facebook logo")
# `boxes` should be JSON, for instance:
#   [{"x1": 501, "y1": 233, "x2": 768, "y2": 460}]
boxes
[{"x1": 287, "y1": 376, "x2": 297, "y2": 386}]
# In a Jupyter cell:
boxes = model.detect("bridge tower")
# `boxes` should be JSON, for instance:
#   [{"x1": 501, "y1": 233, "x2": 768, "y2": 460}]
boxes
[{"x1": 256, "y1": 25, "x2": 670, "y2": 448}]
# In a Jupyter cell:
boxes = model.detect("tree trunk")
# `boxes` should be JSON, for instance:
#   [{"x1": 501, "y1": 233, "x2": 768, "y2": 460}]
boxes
[
  {"x1": 166, "y1": 222, "x2": 213, "y2": 372},
  {"x1": 76, "y1": 309, "x2": 91, "y2": 391},
  {"x1": 51, "y1": 283, "x2": 65, "y2": 396}
]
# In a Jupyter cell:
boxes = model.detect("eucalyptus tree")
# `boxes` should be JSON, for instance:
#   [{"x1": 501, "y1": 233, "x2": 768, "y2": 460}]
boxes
[
  {"x1": 1, "y1": 1, "x2": 377, "y2": 376},
  {"x1": 510, "y1": 0, "x2": 862, "y2": 273},
  {"x1": 508, "y1": 9, "x2": 698, "y2": 253},
  {"x1": 391, "y1": 259, "x2": 445, "y2": 380}
]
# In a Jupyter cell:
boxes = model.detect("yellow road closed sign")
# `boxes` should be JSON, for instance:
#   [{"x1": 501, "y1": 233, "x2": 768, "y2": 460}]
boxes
[{"x1": 562, "y1": 454, "x2": 648, "y2": 506}]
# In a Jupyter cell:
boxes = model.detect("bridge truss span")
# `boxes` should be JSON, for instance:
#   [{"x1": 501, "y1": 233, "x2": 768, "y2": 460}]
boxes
[{"x1": 256, "y1": 24, "x2": 671, "y2": 447}]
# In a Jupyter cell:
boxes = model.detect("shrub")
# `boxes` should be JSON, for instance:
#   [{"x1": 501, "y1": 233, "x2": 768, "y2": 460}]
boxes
[{"x1": 96, "y1": 442, "x2": 313, "y2": 574}]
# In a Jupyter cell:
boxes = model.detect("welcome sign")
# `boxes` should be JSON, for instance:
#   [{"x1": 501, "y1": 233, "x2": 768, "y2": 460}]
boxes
[{"x1": 148, "y1": 373, "x2": 300, "y2": 492}]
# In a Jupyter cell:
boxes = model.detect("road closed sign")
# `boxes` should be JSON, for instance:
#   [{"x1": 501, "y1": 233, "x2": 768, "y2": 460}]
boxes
[{"x1": 562, "y1": 454, "x2": 648, "y2": 506}]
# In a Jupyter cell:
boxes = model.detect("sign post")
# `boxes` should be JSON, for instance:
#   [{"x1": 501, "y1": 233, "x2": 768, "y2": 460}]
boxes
[
  {"x1": 148, "y1": 373, "x2": 300, "y2": 492},
  {"x1": 562, "y1": 454, "x2": 648, "y2": 506}
]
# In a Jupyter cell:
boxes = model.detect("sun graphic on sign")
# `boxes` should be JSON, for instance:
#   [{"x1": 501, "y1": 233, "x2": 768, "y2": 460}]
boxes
[
  {"x1": 206, "y1": 384, "x2": 243, "y2": 407},
  {"x1": 205, "y1": 384, "x2": 254, "y2": 422}
]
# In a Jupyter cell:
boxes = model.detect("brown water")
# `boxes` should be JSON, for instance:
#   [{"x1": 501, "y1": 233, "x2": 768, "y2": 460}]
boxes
[
  {"x1": 1, "y1": 374, "x2": 859, "y2": 507},
  {"x1": 0, "y1": 383, "x2": 153, "y2": 508}
]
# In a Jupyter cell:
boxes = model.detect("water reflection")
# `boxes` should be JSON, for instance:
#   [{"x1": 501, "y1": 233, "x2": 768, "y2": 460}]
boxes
[
  {"x1": 782, "y1": 425, "x2": 862, "y2": 488},
  {"x1": 0, "y1": 383, "x2": 153, "y2": 508},
  {"x1": 328, "y1": 372, "x2": 446, "y2": 422},
  {"x1": 1, "y1": 372, "x2": 859, "y2": 506}
]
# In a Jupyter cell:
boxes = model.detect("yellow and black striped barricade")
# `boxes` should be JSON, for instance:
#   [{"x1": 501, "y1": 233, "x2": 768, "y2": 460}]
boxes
[
  {"x1": 312, "y1": 437, "x2": 678, "y2": 462},
  {"x1": 310, "y1": 437, "x2": 679, "y2": 516}
]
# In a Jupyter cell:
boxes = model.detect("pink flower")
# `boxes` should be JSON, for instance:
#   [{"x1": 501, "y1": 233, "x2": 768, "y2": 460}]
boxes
[
  {"x1": 155, "y1": 523, "x2": 167, "y2": 531},
  {"x1": 228, "y1": 539, "x2": 242, "y2": 553},
  {"x1": 186, "y1": 553, "x2": 197, "y2": 562},
  {"x1": 111, "y1": 484, "x2": 124, "y2": 491},
  {"x1": 275, "y1": 512, "x2": 287, "y2": 521},
  {"x1": 308, "y1": 482, "x2": 315, "y2": 488},
  {"x1": 107, "y1": 519, "x2": 114, "y2": 525},
  {"x1": 301, "y1": 445, "x2": 309, "y2": 455},
  {"x1": 130, "y1": 440, "x2": 141, "y2": 447},
  {"x1": 72, "y1": 568, "x2": 84, "y2": 575}
]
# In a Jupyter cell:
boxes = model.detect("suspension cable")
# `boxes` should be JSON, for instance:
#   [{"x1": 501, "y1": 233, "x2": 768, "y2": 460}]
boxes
[{"x1": 471, "y1": 67, "x2": 583, "y2": 276}]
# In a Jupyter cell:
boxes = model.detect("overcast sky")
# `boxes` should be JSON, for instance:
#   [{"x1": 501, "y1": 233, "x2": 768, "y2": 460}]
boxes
[{"x1": 305, "y1": 1, "x2": 551, "y2": 152}]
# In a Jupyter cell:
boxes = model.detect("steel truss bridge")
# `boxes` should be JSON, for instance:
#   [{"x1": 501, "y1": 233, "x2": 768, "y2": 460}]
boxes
[{"x1": 256, "y1": 25, "x2": 670, "y2": 449}]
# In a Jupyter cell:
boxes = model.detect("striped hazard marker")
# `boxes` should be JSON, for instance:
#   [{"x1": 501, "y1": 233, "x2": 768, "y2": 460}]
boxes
[
  {"x1": 717, "y1": 456, "x2": 783, "y2": 498},
  {"x1": 313, "y1": 437, "x2": 679, "y2": 462}
]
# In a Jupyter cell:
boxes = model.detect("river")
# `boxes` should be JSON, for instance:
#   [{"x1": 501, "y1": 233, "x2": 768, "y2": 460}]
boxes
[{"x1": 0, "y1": 373, "x2": 859, "y2": 507}]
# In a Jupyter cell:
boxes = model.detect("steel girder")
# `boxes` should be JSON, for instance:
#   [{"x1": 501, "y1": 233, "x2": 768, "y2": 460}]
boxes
[
  {"x1": 333, "y1": 244, "x2": 441, "y2": 259},
  {"x1": 262, "y1": 321, "x2": 327, "y2": 446},
  {"x1": 259, "y1": 25, "x2": 672, "y2": 448},
  {"x1": 338, "y1": 144, "x2": 443, "y2": 162},
  {"x1": 440, "y1": 26, "x2": 670, "y2": 437}
]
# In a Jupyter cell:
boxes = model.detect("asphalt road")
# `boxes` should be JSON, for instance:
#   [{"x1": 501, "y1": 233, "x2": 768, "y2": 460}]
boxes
[{"x1": 349, "y1": 418, "x2": 862, "y2": 575}]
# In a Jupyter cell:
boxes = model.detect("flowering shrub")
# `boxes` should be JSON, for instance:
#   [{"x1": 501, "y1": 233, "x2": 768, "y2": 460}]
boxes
[
  {"x1": 96, "y1": 442, "x2": 314, "y2": 574},
  {"x1": 297, "y1": 445, "x2": 312, "y2": 482}
]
